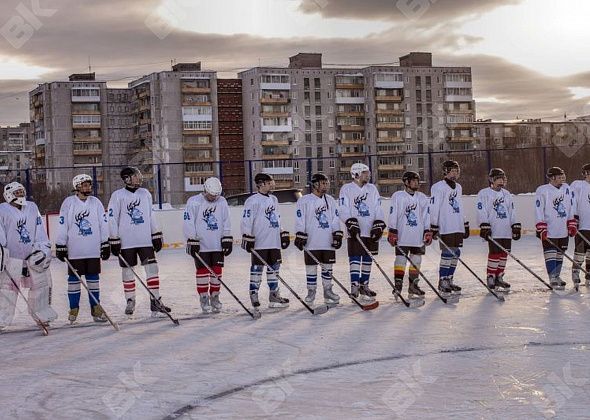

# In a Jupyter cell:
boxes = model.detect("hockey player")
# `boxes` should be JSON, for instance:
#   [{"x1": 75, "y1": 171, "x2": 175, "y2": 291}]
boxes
[
  {"x1": 0, "y1": 182, "x2": 57, "y2": 328},
  {"x1": 429, "y1": 160, "x2": 470, "y2": 295},
  {"x1": 570, "y1": 164, "x2": 590, "y2": 286},
  {"x1": 183, "y1": 177, "x2": 233, "y2": 314},
  {"x1": 535, "y1": 167, "x2": 576, "y2": 289},
  {"x1": 55, "y1": 174, "x2": 110, "y2": 323},
  {"x1": 294, "y1": 173, "x2": 343, "y2": 305},
  {"x1": 107, "y1": 167, "x2": 170, "y2": 316},
  {"x1": 241, "y1": 173, "x2": 290, "y2": 309},
  {"x1": 338, "y1": 163, "x2": 385, "y2": 301},
  {"x1": 387, "y1": 171, "x2": 432, "y2": 299},
  {"x1": 476, "y1": 168, "x2": 521, "y2": 290}
]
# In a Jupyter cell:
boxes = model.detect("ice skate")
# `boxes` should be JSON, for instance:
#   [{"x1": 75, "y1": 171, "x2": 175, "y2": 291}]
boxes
[
  {"x1": 304, "y1": 287, "x2": 316, "y2": 304},
  {"x1": 68, "y1": 307, "x2": 79, "y2": 324},
  {"x1": 125, "y1": 298, "x2": 135, "y2": 316},
  {"x1": 269, "y1": 290, "x2": 289, "y2": 308},
  {"x1": 91, "y1": 305, "x2": 108, "y2": 323},
  {"x1": 199, "y1": 294, "x2": 212, "y2": 314},
  {"x1": 151, "y1": 297, "x2": 171, "y2": 317},
  {"x1": 408, "y1": 280, "x2": 425, "y2": 299},
  {"x1": 323, "y1": 285, "x2": 340, "y2": 305},
  {"x1": 210, "y1": 293, "x2": 222, "y2": 313}
]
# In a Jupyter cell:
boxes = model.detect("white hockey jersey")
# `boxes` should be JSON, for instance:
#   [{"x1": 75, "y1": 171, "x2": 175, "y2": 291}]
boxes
[
  {"x1": 240, "y1": 192, "x2": 282, "y2": 250},
  {"x1": 183, "y1": 194, "x2": 231, "y2": 252},
  {"x1": 55, "y1": 195, "x2": 109, "y2": 259},
  {"x1": 388, "y1": 190, "x2": 430, "y2": 247},
  {"x1": 535, "y1": 183, "x2": 574, "y2": 238},
  {"x1": 476, "y1": 187, "x2": 517, "y2": 239},
  {"x1": 295, "y1": 193, "x2": 341, "y2": 251},
  {"x1": 338, "y1": 182, "x2": 385, "y2": 238},
  {"x1": 107, "y1": 188, "x2": 160, "y2": 250},
  {"x1": 429, "y1": 180, "x2": 465, "y2": 235},
  {"x1": 571, "y1": 180, "x2": 590, "y2": 230},
  {"x1": 0, "y1": 201, "x2": 51, "y2": 260}
]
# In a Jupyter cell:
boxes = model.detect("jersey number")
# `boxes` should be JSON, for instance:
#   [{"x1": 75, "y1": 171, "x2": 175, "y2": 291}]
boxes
[
  {"x1": 242, "y1": 209, "x2": 251, "y2": 218},
  {"x1": 59, "y1": 216, "x2": 64, "y2": 225}
]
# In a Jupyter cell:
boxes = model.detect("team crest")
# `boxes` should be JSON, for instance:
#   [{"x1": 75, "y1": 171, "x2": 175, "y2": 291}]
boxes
[
  {"x1": 202, "y1": 207, "x2": 219, "y2": 231},
  {"x1": 448, "y1": 191, "x2": 460, "y2": 214},
  {"x1": 127, "y1": 199, "x2": 145, "y2": 225},
  {"x1": 315, "y1": 205, "x2": 330, "y2": 229},
  {"x1": 354, "y1": 193, "x2": 370, "y2": 217},
  {"x1": 405, "y1": 203, "x2": 418, "y2": 227},
  {"x1": 16, "y1": 218, "x2": 31, "y2": 244},
  {"x1": 493, "y1": 197, "x2": 507, "y2": 219},
  {"x1": 553, "y1": 195, "x2": 567, "y2": 218},
  {"x1": 75, "y1": 210, "x2": 93, "y2": 236},
  {"x1": 265, "y1": 205, "x2": 280, "y2": 228}
]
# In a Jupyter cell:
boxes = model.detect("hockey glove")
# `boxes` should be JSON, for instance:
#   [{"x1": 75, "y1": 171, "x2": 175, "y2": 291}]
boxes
[
  {"x1": 423, "y1": 230, "x2": 433, "y2": 246},
  {"x1": 387, "y1": 229, "x2": 398, "y2": 247},
  {"x1": 100, "y1": 242, "x2": 111, "y2": 260},
  {"x1": 241, "y1": 234, "x2": 255, "y2": 253},
  {"x1": 281, "y1": 231, "x2": 291, "y2": 249},
  {"x1": 186, "y1": 238, "x2": 200, "y2": 258},
  {"x1": 568, "y1": 219, "x2": 578, "y2": 238},
  {"x1": 430, "y1": 225, "x2": 440, "y2": 240},
  {"x1": 370, "y1": 220, "x2": 387, "y2": 243},
  {"x1": 331, "y1": 231, "x2": 344, "y2": 249},
  {"x1": 152, "y1": 232, "x2": 163, "y2": 253},
  {"x1": 55, "y1": 244, "x2": 68, "y2": 262},
  {"x1": 109, "y1": 237, "x2": 121, "y2": 256},
  {"x1": 511, "y1": 223, "x2": 522, "y2": 241},
  {"x1": 479, "y1": 223, "x2": 491, "y2": 240},
  {"x1": 294, "y1": 232, "x2": 308, "y2": 251},
  {"x1": 345, "y1": 218, "x2": 360, "y2": 238},
  {"x1": 535, "y1": 222, "x2": 548, "y2": 241},
  {"x1": 221, "y1": 236, "x2": 233, "y2": 257},
  {"x1": 463, "y1": 222, "x2": 470, "y2": 239}
]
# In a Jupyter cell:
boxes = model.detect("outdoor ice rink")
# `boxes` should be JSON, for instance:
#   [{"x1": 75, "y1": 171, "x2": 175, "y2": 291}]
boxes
[{"x1": 2, "y1": 235, "x2": 590, "y2": 419}]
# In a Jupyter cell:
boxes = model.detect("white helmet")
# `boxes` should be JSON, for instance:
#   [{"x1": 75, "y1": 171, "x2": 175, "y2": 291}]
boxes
[
  {"x1": 204, "y1": 177, "x2": 222, "y2": 196},
  {"x1": 350, "y1": 163, "x2": 370, "y2": 179},
  {"x1": 3, "y1": 182, "x2": 26, "y2": 206},
  {"x1": 73, "y1": 174, "x2": 93, "y2": 191}
]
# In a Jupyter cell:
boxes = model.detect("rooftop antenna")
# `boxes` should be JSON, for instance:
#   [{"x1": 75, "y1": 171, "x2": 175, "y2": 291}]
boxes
[{"x1": 88, "y1": 56, "x2": 91, "y2": 73}]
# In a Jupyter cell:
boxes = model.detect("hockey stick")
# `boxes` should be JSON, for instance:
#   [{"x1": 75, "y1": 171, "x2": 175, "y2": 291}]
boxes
[
  {"x1": 64, "y1": 258, "x2": 119, "y2": 331},
  {"x1": 546, "y1": 236, "x2": 588, "y2": 292},
  {"x1": 2, "y1": 266, "x2": 48, "y2": 336},
  {"x1": 354, "y1": 235, "x2": 422, "y2": 308},
  {"x1": 574, "y1": 232, "x2": 590, "y2": 286},
  {"x1": 438, "y1": 238, "x2": 505, "y2": 302},
  {"x1": 191, "y1": 251, "x2": 261, "y2": 319},
  {"x1": 117, "y1": 254, "x2": 180, "y2": 325},
  {"x1": 488, "y1": 237, "x2": 553, "y2": 291},
  {"x1": 250, "y1": 249, "x2": 329, "y2": 315},
  {"x1": 394, "y1": 245, "x2": 455, "y2": 304},
  {"x1": 303, "y1": 248, "x2": 379, "y2": 311}
]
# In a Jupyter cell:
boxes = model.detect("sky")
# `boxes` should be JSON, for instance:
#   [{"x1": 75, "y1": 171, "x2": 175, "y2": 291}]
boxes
[{"x1": 1, "y1": 0, "x2": 590, "y2": 125}]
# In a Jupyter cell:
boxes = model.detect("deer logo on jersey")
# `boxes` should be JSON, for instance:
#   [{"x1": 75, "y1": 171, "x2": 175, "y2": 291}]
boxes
[
  {"x1": 127, "y1": 199, "x2": 144, "y2": 225},
  {"x1": 202, "y1": 207, "x2": 218, "y2": 231},
  {"x1": 16, "y1": 218, "x2": 31, "y2": 244},
  {"x1": 74, "y1": 210, "x2": 93, "y2": 236},
  {"x1": 315, "y1": 205, "x2": 330, "y2": 229},
  {"x1": 553, "y1": 195, "x2": 567, "y2": 218},
  {"x1": 354, "y1": 193, "x2": 370, "y2": 217},
  {"x1": 448, "y1": 191, "x2": 460, "y2": 214},
  {"x1": 493, "y1": 197, "x2": 507, "y2": 219},
  {"x1": 405, "y1": 203, "x2": 418, "y2": 227},
  {"x1": 265, "y1": 205, "x2": 279, "y2": 228}
]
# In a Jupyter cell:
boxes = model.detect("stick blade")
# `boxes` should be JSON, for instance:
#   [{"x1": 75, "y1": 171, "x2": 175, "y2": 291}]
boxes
[
  {"x1": 361, "y1": 301, "x2": 379, "y2": 311},
  {"x1": 251, "y1": 310, "x2": 262, "y2": 320},
  {"x1": 408, "y1": 298, "x2": 425, "y2": 308},
  {"x1": 313, "y1": 305, "x2": 330, "y2": 315}
]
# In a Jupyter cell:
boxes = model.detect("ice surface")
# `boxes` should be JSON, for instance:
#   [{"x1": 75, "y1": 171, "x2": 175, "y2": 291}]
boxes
[{"x1": 2, "y1": 235, "x2": 590, "y2": 419}]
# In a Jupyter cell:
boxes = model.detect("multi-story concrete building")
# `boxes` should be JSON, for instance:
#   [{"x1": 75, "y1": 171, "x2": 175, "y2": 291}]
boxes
[
  {"x1": 0, "y1": 123, "x2": 33, "y2": 184},
  {"x1": 239, "y1": 52, "x2": 476, "y2": 195}
]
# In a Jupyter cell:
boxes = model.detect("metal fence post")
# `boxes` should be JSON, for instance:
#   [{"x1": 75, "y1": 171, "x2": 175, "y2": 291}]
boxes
[
  {"x1": 248, "y1": 160, "x2": 253, "y2": 194},
  {"x1": 306, "y1": 158, "x2": 312, "y2": 193},
  {"x1": 542, "y1": 146, "x2": 548, "y2": 182},
  {"x1": 427, "y1": 151, "x2": 434, "y2": 189},
  {"x1": 218, "y1": 161, "x2": 224, "y2": 185},
  {"x1": 25, "y1": 168, "x2": 32, "y2": 201},
  {"x1": 486, "y1": 149, "x2": 492, "y2": 173},
  {"x1": 92, "y1": 166, "x2": 98, "y2": 196},
  {"x1": 157, "y1": 164, "x2": 163, "y2": 210}
]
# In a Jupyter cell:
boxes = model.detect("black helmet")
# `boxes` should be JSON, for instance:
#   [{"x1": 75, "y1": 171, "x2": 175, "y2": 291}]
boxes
[
  {"x1": 442, "y1": 160, "x2": 460, "y2": 175},
  {"x1": 546, "y1": 167, "x2": 565, "y2": 178},
  {"x1": 582, "y1": 163, "x2": 590, "y2": 174},
  {"x1": 310, "y1": 172, "x2": 328, "y2": 186},
  {"x1": 402, "y1": 171, "x2": 420, "y2": 183},
  {"x1": 488, "y1": 168, "x2": 506, "y2": 179},
  {"x1": 120, "y1": 166, "x2": 142, "y2": 186},
  {"x1": 254, "y1": 173, "x2": 273, "y2": 186}
]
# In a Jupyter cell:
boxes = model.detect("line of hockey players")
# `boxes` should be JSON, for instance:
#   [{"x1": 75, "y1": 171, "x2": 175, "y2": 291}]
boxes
[{"x1": 1, "y1": 160, "x2": 589, "y2": 329}]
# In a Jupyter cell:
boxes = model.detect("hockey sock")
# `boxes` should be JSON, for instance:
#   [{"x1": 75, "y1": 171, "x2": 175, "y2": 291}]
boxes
[
  {"x1": 144, "y1": 263, "x2": 160, "y2": 299},
  {"x1": 67, "y1": 274, "x2": 81, "y2": 309},
  {"x1": 394, "y1": 255, "x2": 407, "y2": 281},
  {"x1": 321, "y1": 264, "x2": 333, "y2": 288},
  {"x1": 439, "y1": 249, "x2": 454, "y2": 279},
  {"x1": 196, "y1": 267, "x2": 209, "y2": 295},
  {"x1": 266, "y1": 263, "x2": 280, "y2": 291},
  {"x1": 360, "y1": 256, "x2": 372, "y2": 285},
  {"x1": 249, "y1": 265, "x2": 263, "y2": 292},
  {"x1": 408, "y1": 254, "x2": 422, "y2": 281},
  {"x1": 544, "y1": 249, "x2": 558, "y2": 278},
  {"x1": 86, "y1": 274, "x2": 100, "y2": 306},
  {"x1": 554, "y1": 252, "x2": 564, "y2": 277},
  {"x1": 448, "y1": 247, "x2": 460, "y2": 277},
  {"x1": 210, "y1": 265, "x2": 222, "y2": 295},
  {"x1": 306, "y1": 265, "x2": 317, "y2": 289},
  {"x1": 487, "y1": 252, "x2": 501, "y2": 276},
  {"x1": 573, "y1": 252, "x2": 585, "y2": 278},
  {"x1": 497, "y1": 252, "x2": 508, "y2": 276},
  {"x1": 122, "y1": 267, "x2": 136, "y2": 300},
  {"x1": 349, "y1": 256, "x2": 361, "y2": 286}
]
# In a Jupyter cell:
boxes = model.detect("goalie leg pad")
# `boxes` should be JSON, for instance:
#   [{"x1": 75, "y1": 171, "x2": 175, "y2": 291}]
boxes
[{"x1": 27, "y1": 267, "x2": 58, "y2": 323}]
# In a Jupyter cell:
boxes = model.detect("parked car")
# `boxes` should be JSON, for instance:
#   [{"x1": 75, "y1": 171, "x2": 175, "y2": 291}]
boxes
[{"x1": 226, "y1": 189, "x2": 303, "y2": 206}]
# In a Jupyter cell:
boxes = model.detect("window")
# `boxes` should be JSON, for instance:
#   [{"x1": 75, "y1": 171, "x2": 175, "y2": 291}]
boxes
[
  {"x1": 314, "y1": 78, "x2": 321, "y2": 88},
  {"x1": 183, "y1": 121, "x2": 212, "y2": 130},
  {"x1": 315, "y1": 106, "x2": 322, "y2": 116},
  {"x1": 315, "y1": 91, "x2": 321, "y2": 102}
]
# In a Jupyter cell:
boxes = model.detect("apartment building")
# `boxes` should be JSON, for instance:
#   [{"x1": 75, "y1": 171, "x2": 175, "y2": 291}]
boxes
[
  {"x1": 239, "y1": 52, "x2": 476, "y2": 195},
  {"x1": 0, "y1": 123, "x2": 33, "y2": 184}
]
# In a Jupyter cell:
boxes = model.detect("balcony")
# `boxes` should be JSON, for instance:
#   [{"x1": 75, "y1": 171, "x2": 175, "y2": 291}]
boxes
[
  {"x1": 447, "y1": 108, "x2": 474, "y2": 115},
  {"x1": 182, "y1": 100, "x2": 211, "y2": 107},
  {"x1": 261, "y1": 123, "x2": 292, "y2": 133},
  {"x1": 73, "y1": 149, "x2": 102, "y2": 156},
  {"x1": 444, "y1": 81, "x2": 472, "y2": 89},
  {"x1": 138, "y1": 90, "x2": 150, "y2": 99},
  {"x1": 336, "y1": 111, "x2": 365, "y2": 118},
  {"x1": 339, "y1": 166, "x2": 352, "y2": 173},
  {"x1": 341, "y1": 151, "x2": 365, "y2": 158},
  {"x1": 335, "y1": 83, "x2": 364, "y2": 90},
  {"x1": 183, "y1": 142, "x2": 212, "y2": 149},
  {"x1": 376, "y1": 122, "x2": 404, "y2": 130},
  {"x1": 375, "y1": 95, "x2": 402, "y2": 102},
  {"x1": 260, "y1": 96, "x2": 289, "y2": 105},
  {"x1": 377, "y1": 149, "x2": 404, "y2": 156},
  {"x1": 184, "y1": 155, "x2": 212, "y2": 163},
  {"x1": 139, "y1": 117, "x2": 152, "y2": 125},
  {"x1": 261, "y1": 140, "x2": 290, "y2": 146},
  {"x1": 376, "y1": 109, "x2": 403, "y2": 116},
  {"x1": 73, "y1": 136, "x2": 102, "y2": 143},
  {"x1": 260, "y1": 82, "x2": 291, "y2": 91},
  {"x1": 183, "y1": 128, "x2": 212, "y2": 135},
  {"x1": 185, "y1": 169, "x2": 215, "y2": 177},
  {"x1": 71, "y1": 95, "x2": 100, "y2": 103},
  {"x1": 338, "y1": 125, "x2": 365, "y2": 132},
  {"x1": 446, "y1": 122, "x2": 473, "y2": 129},
  {"x1": 261, "y1": 112, "x2": 289, "y2": 118},
  {"x1": 139, "y1": 103, "x2": 151, "y2": 111},
  {"x1": 72, "y1": 109, "x2": 101, "y2": 116},
  {"x1": 73, "y1": 162, "x2": 103, "y2": 168},
  {"x1": 274, "y1": 179, "x2": 294, "y2": 189},
  {"x1": 340, "y1": 138, "x2": 365, "y2": 145},
  {"x1": 181, "y1": 86, "x2": 211, "y2": 94},
  {"x1": 378, "y1": 164, "x2": 404, "y2": 171},
  {"x1": 335, "y1": 96, "x2": 365, "y2": 105},
  {"x1": 262, "y1": 153, "x2": 291, "y2": 160},
  {"x1": 445, "y1": 95, "x2": 473, "y2": 102},
  {"x1": 448, "y1": 136, "x2": 475, "y2": 143},
  {"x1": 35, "y1": 138, "x2": 46, "y2": 146},
  {"x1": 375, "y1": 80, "x2": 404, "y2": 89}
]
